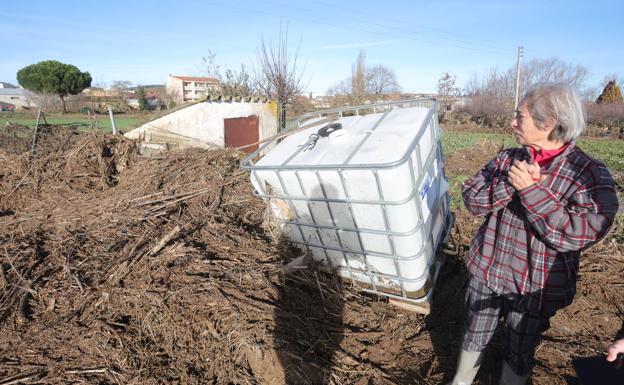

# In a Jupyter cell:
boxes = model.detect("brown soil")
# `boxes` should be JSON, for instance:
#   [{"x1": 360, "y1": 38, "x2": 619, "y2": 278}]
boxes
[
  {"x1": 0, "y1": 129, "x2": 622, "y2": 385},
  {"x1": 444, "y1": 138, "x2": 504, "y2": 178}
]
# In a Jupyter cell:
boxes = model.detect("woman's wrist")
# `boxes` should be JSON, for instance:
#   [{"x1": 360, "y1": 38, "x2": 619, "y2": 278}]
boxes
[{"x1": 607, "y1": 339, "x2": 624, "y2": 361}]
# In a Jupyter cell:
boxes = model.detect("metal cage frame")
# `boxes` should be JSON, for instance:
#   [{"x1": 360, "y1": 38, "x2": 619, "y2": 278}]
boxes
[{"x1": 241, "y1": 99, "x2": 453, "y2": 303}]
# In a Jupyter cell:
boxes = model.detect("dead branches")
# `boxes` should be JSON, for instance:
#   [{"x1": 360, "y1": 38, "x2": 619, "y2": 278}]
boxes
[
  {"x1": 148, "y1": 223, "x2": 197, "y2": 256},
  {"x1": 2, "y1": 129, "x2": 619, "y2": 385}
]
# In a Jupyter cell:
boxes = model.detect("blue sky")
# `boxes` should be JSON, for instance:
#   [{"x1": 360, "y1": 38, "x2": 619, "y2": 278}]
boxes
[{"x1": 2, "y1": 0, "x2": 622, "y2": 95}]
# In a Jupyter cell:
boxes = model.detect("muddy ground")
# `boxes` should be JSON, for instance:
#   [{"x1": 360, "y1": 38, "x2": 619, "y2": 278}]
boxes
[{"x1": 0, "y1": 125, "x2": 622, "y2": 385}]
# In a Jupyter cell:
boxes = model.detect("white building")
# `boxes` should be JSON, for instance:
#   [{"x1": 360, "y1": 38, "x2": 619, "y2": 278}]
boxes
[
  {"x1": 166, "y1": 75, "x2": 220, "y2": 104},
  {"x1": 125, "y1": 97, "x2": 278, "y2": 155},
  {"x1": 0, "y1": 88, "x2": 33, "y2": 110}
]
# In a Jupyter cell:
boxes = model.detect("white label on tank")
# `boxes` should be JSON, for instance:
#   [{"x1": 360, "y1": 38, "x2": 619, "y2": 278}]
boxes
[{"x1": 420, "y1": 173, "x2": 433, "y2": 200}]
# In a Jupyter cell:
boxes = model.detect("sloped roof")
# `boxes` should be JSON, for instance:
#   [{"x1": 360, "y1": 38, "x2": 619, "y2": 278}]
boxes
[
  {"x1": 0, "y1": 88, "x2": 27, "y2": 96},
  {"x1": 170, "y1": 75, "x2": 219, "y2": 83},
  {"x1": 0, "y1": 82, "x2": 18, "y2": 88}
]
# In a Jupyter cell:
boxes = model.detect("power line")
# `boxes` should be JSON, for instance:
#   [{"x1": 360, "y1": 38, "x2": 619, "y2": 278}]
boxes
[
  {"x1": 289, "y1": 0, "x2": 510, "y2": 53},
  {"x1": 206, "y1": 0, "x2": 510, "y2": 56},
  {"x1": 269, "y1": 0, "x2": 510, "y2": 54}
]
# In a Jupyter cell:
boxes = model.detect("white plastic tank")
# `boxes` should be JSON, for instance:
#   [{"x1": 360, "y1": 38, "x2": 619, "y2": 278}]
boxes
[{"x1": 242, "y1": 100, "x2": 451, "y2": 302}]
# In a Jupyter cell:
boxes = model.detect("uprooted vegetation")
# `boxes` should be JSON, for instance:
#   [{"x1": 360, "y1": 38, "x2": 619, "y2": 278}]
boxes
[{"x1": 0, "y1": 126, "x2": 622, "y2": 385}]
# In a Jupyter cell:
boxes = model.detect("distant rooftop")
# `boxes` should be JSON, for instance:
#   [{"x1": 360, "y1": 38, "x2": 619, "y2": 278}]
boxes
[
  {"x1": 169, "y1": 75, "x2": 219, "y2": 83},
  {"x1": 0, "y1": 82, "x2": 18, "y2": 88},
  {"x1": 0, "y1": 88, "x2": 27, "y2": 95},
  {"x1": 128, "y1": 85, "x2": 165, "y2": 90}
]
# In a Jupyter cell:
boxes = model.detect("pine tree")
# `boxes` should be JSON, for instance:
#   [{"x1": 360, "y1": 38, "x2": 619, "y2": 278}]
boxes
[
  {"x1": 596, "y1": 80, "x2": 624, "y2": 104},
  {"x1": 137, "y1": 87, "x2": 149, "y2": 111},
  {"x1": 17, "y1": 60, "x2": 92, "y2": 113},
  {"x1": 351, "y1": 50, "x2": 366, "y2": 102}
]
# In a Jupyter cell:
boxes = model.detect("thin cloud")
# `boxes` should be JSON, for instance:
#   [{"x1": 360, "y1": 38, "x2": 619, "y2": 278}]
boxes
[
  {"x1": 0, "y1": 11, "x2": 188, "y2": 40},
  {"x1": 314, "y1": 39, "x2": 405, "y2": 51}
]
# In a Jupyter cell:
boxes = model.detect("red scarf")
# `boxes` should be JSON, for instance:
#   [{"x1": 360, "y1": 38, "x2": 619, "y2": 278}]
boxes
[{"x1": 528, "y1": 143, "x2": 568, "y2": 167}]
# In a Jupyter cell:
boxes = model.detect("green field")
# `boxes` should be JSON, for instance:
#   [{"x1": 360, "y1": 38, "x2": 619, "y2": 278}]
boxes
[
  {"x1": 441, "y1": 129, "x2": 624, "y2": 213},
  {"x1": 441, "y1": 130, "x2": 624, "y2": 174},
  {"x1": 1, "y1": 112, "x2": 148, "y2": 132},
  {"x1": 3, "y1": 114, "x2": 622, "y2": 173}
]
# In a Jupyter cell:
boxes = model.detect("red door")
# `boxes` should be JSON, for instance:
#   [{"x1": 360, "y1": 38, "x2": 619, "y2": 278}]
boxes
[{"x1": 224, "y1": 115, "x2": 259, "y2": 154}]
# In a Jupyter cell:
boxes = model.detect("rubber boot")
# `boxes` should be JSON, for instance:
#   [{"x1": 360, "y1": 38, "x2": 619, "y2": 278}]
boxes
[
  {"x1": 499, "y1": 360, "x2": 530, "y2": 385},
  {"x1": 448, "y1": 349, "x2": 484, "y2": 385}
]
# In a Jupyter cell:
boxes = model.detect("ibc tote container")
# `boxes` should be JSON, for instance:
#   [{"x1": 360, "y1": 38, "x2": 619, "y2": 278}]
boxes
[{"x1": 241, "y1": 99, "x2": 453, "y2": 304}]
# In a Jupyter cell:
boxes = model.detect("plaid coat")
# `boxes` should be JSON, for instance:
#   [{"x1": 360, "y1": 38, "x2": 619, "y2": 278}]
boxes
[{"x1": 461, "y1": 142, "x2": 619, "y2": 312}]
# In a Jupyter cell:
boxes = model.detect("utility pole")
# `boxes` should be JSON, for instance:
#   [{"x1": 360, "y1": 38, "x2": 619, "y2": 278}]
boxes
[{"x1": 513, "y1": 46, "x2": 524, "y2": 112}]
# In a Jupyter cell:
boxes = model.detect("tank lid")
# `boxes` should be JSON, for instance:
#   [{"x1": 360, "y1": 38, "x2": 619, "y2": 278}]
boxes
[{"x1": 256, "y1": 106, "x2": 434, "y2": 168}]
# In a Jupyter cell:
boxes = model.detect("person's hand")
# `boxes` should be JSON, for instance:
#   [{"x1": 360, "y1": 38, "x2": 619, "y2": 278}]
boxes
[
  {"x1": 508, "y1": 160, "x2": 539, "y2": 190},
  {"x1": 607, "y1": 339, "x2": 624, "y2": 362},
  {"x1": 526, "y1": 160, "x2": 542, "y2": 182}
]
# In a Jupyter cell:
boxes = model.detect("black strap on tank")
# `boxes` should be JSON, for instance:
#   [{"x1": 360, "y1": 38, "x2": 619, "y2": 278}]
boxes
[
  {"x1": 317, "y1": 123, "x2": 342, "y2": 138},
  {"x1": 298, "y1": 123, "x2": 344, "y2": 151}
]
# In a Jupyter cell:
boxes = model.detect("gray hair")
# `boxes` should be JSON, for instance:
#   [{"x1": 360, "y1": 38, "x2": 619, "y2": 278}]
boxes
[{"x1": 521, "y1": 83, "x2": 586, "y2": 142}]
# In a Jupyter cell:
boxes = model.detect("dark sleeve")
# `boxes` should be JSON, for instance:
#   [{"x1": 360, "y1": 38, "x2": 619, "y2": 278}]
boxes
[
  {"x1": 461, "y1": 151, "x2": 515, "y2": 217},
  {"x1": 518, "y1": 161, "x2": 619, "y2": 253}
]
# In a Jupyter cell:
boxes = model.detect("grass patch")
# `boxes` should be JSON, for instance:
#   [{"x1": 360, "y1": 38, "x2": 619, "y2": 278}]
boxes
[
  {"x1": 442, "y1": 130, "x2": 624, "y2": 173},
  {"x1": 2, "y1": 112, "x2": 148, "y2": 132},
  {"x1": 576, "y1": 138, "x2": 624, "y2": 173},
  {"x1": 442, "y1": 131, "x2": 517, "y2": 154},
  {"x1": 442, "y1": 130, "x2": 624, "y2": 213},
  {"x1": 447, "y1": 174, "x2": 469, "y2": 210}
]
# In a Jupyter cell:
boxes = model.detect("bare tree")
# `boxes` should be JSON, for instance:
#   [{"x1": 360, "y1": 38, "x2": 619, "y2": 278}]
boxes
[
  {"x1": 580, "y1": 86, "x2": 599, "y2": 102},
  {"x1": 366, "y1": 64, "x2": 401, "y2": 100},
  {"x1": 328, "y1": 50, "x2": 401, "y2": 105},
  {"x1": 105, "y1": 80, "x2": 132, "y2": 112},
  {"x1": 221, "y1": 65, "x2": 253, "y2": 97},
  {"x1": 92, "y1": 77, "x2": 106, "y2": 89},
  {"x1": 198, "y1": 51, "x2": 255, "y2": 97},
  {"x1": 463, "y1": 57, "x2": 591, "y2": 128},
  {"x1": 467, "y1": 58, "x2": 589, "y2": 100},
  {"x1": 253, "y1": 26, "x2": 305, "y2": 130},
  {"x1": 110, "y1": 80, "x2": 132, "y2": 90},
  {"x1": 327, "y1": 78, "x2": 351, "y2": 96},
  {"x1": 463, "y1": 68, "x2": 515, "y2": 127},
  {"x1": 326, "y1": 78, "x2": 353, "y2": 107},
  {"x1": 26, "y1": 92, "x2": 61, "y2": 112},
  {"x1": 436, "y1": 72, "x2": 461, "y2": 121},
  {"x1": 198, "y1": 50, "x2": 221, "y2": 79},
  {"x1": 152, "y1": 85, "x2": 178, "y2": 110},
  {"x1": 436, "y1": 72, "x2": 461, "y2": 97},
  {"x1": 519, "y1": 57, "x2": 589, "y2": 95}
]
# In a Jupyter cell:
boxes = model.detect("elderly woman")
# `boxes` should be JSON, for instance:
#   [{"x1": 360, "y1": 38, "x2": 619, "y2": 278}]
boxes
[{"x1": 450, "y1": 83, "x2": 620, "y2": 385}]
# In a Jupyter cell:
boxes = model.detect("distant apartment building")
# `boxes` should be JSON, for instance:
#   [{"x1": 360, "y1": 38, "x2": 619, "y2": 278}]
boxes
[
  {"x1": 166, "y1": 75, "x2": 220, "y2": 104},
  {"x1": 0, "y1": 88, "x2": 33, "y2": 110},
  {"x1": 312, "y1": 95, "x2": 333, "y2": 108}
]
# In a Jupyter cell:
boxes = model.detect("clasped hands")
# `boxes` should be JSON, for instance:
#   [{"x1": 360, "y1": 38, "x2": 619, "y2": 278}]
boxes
[
  {"x1": 608, "y1": 339, "x2": 624, "y2": 363},
  {"x1": 507, "y1": 160, "x2": 545, "y2": 191}
]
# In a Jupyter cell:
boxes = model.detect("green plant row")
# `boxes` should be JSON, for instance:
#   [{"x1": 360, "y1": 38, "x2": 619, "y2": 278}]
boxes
[{"x1": 442, "y1": 130, "x2": 624, "y2": 173}]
